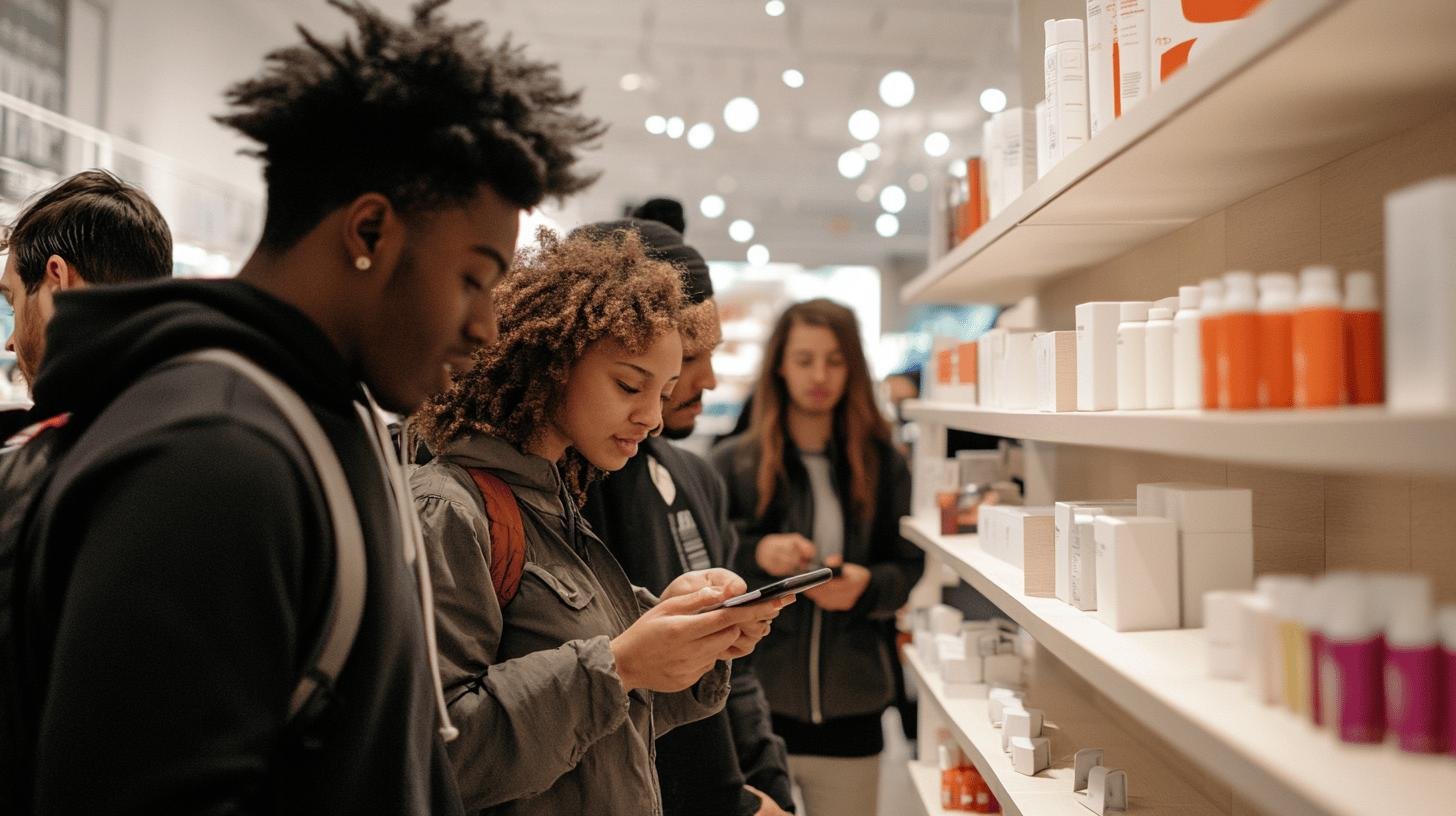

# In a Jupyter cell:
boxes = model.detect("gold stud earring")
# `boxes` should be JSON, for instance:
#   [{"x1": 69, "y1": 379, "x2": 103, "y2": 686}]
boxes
[{"x1": 354, "y1": 256, "x2": 372, "y2": 271}]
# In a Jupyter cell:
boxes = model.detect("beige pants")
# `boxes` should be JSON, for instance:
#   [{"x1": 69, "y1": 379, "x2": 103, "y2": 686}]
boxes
[{"x1": 788, "y1": 753, "x2": 881, "y2": 816}]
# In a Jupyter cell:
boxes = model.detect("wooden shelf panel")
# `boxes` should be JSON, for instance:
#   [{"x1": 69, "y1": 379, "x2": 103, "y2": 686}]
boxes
[
  {"x1": 901, "y1": 400, "x2": 1456, "y2": 476},
  {"x1": 903, "y1": 517, "x2": 1456, "y2": 816},
  {"x1": 903, "y1": 0, "x2": 1456, "y2": 304}
]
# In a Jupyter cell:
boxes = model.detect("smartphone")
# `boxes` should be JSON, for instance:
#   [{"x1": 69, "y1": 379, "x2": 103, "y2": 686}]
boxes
[{"x1": 698, "y1": 567, "x2": 835, "y2": 613}]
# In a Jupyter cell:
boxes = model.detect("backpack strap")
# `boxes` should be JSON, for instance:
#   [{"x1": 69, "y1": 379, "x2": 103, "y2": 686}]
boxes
[
  {"x1": 464, "y1": 467, "x2": 526, "y2": 606},
  {"x1": 176, "y1": 349, "x2": 367, "y2": 723}
]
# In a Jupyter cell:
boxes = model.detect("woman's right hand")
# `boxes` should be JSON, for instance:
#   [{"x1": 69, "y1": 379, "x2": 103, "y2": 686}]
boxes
[
  {"x1": 610, "y1": 586, "x2": 790, "y2": 693},
  {"x1": 754, "y1": 533, "x2": 816, "y2": 577}
]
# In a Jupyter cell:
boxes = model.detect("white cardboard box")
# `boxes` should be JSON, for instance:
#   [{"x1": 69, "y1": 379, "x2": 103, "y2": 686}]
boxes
[
  {"x1": 1076, "y1": 302, "x2": 1123, "y2": 411},
  {"x1": 1070, "y1": 513, "x2": 1101, "y2": 611},
  {"x1": 1000, "y1": 331, "x2": 1039, "y2": 410},
  {"x1": 1086, "y1": 0, "x2": 1117, "y2": 136},
  {"x1": 1116, "y1": 0, "x2": 1151, "y2": 113},
  {"x1": 1385, "y1": 177, "x2": 1456, "y2": 412},
  {"x1": 1035, "y1": 330, "x2": 1078, "y2": 413},
  {"x1": 1136, "y1": 483, "x2": 1253, "y2": 626},
  {"x1": 1149, "y1": 0, "x2": 1257, "y2": 90},
  {"x1": 1094, "y1": 516, "x2": 1180, "y2": 631},
  {"x1": 996, "y1": 107, "x2": 1039, "y2": 210},
  {"x1": 1054, "y1": 500, "x2": 1136, "y2": 604},
  {"x1": 979, "y1": 329, "x2": 1005, "y2": 408}
]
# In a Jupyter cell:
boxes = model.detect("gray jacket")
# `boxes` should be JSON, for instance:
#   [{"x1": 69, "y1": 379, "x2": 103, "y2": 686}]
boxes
[{"x1": 411, "y1": 433, "x2": 730, "y2": 815}]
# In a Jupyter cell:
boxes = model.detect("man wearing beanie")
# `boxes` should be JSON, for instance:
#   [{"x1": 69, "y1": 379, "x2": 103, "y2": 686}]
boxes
[{"x1": 580, "y1": 202, "x2": 796, "y2": 816}]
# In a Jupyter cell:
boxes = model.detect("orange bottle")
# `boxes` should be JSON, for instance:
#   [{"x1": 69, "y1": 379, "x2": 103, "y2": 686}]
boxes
[
  {"x1": 1218, "y1": 272, "x2": 1260, "y2": 410},
  {"x1": 960, "y1": 762, "x2": 997, "y2": 813},
  {"x1": 1257, "y1": 272, "x2": 1296, "y2": 408},
  {"x1": 1343, "y1": 271, "x2": 1385, "y2": 405},
  {"x1": 1199, "y1": 278, "x2": 1224, "y2": 410},
  {"x1": 1293, "y1": 266, "x2": 1346, "y2": 408}
]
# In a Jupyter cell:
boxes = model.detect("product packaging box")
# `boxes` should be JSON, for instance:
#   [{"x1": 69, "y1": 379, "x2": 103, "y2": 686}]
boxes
[
  {"x1": 1116, "y1": 0, "x2": 1150, "y2": 114},
  {"x1": 1086, "y1": 0, "x2": 1117, "y2": 135},
  {"x1": 1150, "y1": 0, "x2": 1264, "y2": 90},
  {"x1": 1070, "y1": 512, "x2": 1102, "y2": 611},
  {"x1": 1138, "y1": 482, "x2": 1254, "y2": 626},
  {"x1": 982, "y1": 119, "x2": 1003, "y2": 220},
  {"x1": 957, "y1": 341, "x2": 980, "y2": 404},
  {"x1": 995, "y1": 108, "x2": 1039, "y2": 213},
  {"x1": 1011, "y1": 736, "x2": 1052, "y2": 775},
  {"x1": 1000, "y1": 331, "x2": 1039, "y2": 410},
  {"x1": 1054, "y1": 500, "x2": 1136, "y2": 604},
  {"x1": 1076, "y1": 302, "x2": 1122, "y2": 411},
  {"x1": 1385, "y1": 177, "x2": 1456, "y2": 413},
  {"x1": 984, "y1": 653, "x2": 1024, "y2": 688},
  {"x1": 979, "y1": 329, "x2": 1005, "y2": 408},
  {"x1": 1094, "y1": 516, "x2": 1180, "y2": 631},
  {"x1": 987, "y1": 688, "x2": 1024, "y2": 726},
  {"x1": 1035, "y1": 330, "x2": 1078, "y2": 412},
  {"x1": 982, "y1": 507, "x2": 1056, "y2": 595}
]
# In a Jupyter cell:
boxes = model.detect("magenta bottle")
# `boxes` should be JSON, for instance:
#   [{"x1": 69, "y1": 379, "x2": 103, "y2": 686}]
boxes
[
  {"x1": 1441, "y1": 607, "x2": 1456, "y2": 757},
  {"x1": 1320, "y1": 579, "x2": 1384, "y2": 744},
  {"x1": 1384, "y1": 596, "x2": 1444, "y2": 753},
  {"x1": 1300, "y1": 579, "x2": 1330, "y2": 728}
]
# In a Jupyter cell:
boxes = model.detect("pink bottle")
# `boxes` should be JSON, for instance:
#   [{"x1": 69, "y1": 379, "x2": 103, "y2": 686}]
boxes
[
  {"x1": 1300, "y1": 579, "x2": 1331, "y2": 727},
  {"x1": 1385, "y1": 595, "x2": 1445, "y2": 753},
  {"x1": 1441, "y1": 607, "x2": 1456, "y2": 757},
  {"x1": 1320, "y1": 578, "x2": 1384, "y2": 743}
]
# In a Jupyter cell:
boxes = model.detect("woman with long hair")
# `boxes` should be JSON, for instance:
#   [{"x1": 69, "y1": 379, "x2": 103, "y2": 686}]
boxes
[
  {"x1": 710, "y1": 298, "x2": 923, "y2": 816},
  {"x1": 410, "y1": 230, "x2": 788, "y2": 815}
]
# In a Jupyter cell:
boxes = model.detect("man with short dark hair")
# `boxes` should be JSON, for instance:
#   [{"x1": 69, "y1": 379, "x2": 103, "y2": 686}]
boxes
[
  {"x1": 581, "y1": 202, "x2": 796, "y2": 816},
  {"x1": 0, "y1": 169, "x2": 172, "y2": 436},
  {"x1": 6, "y1": 1, "x2": 601, "y2": 813}
]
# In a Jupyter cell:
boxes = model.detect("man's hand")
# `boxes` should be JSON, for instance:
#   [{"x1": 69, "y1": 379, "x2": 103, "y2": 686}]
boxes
[
  {"x1": 746, "y1": 785, "x2": 792, "y2": 816},
  {"x1": 755, "y1": 533, "x2": 815, "y2": 577},
  {"x1": 803, "y1": 555, "x2": 870, "y2": 612},
  {"x1": 662, "y1": 567, "x2": 747, "y2": 603}
]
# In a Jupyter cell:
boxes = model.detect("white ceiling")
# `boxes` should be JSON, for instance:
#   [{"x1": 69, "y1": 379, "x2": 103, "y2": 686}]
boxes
[{"x1": 295, "y1": 0, "x2": 1023, "y2": 269}]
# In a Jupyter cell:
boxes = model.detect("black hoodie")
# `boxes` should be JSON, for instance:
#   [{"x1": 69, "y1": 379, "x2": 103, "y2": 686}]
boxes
[{"x1": 18, "y1": 278, "x2": 462, "y2": 815}]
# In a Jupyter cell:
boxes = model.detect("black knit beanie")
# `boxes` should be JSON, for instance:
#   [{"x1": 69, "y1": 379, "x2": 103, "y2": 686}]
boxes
[{"x1": 572, "y1": 204, "x2": 713, "y2": 305}]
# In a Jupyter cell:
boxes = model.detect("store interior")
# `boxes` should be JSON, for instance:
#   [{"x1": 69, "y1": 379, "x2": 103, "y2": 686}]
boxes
[{"x1": 3, "y1": 1, "x2": 1455, "y2": 815}]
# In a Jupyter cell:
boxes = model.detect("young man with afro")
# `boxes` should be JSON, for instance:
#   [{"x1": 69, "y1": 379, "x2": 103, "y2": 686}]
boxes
[{"x1": 7, "y1": 1, "x2": 601, "y2": 813}]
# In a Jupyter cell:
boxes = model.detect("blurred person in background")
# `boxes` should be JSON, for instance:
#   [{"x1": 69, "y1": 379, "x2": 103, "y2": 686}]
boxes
[
  {"x1": 410, "y1": 229, "x2": 787, "y2": 816},
  {"x1": 712, "y1": 298, "x2": 923, "y2": 816},
  {"x1": 0, "y1": 169, "x2": 172, "y2": 439},
  {"x1": 580, "y1": 202, "x2": 795, "y2": 816}
]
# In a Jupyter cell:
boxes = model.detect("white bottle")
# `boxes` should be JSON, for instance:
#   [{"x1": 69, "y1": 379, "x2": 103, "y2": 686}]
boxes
[
  {"x1": 1144, "y1": 305, "x2": 1175, "y2": 409},
  {"x1": 1116, "y1": 301, "x2": 1151, "y2": 410},
  {"x1": 1043, "y1": 20, "x2": 1060, "y2": 165},
  {"x1": 1051, "y1": 19, "x2": 1090, "y2": 161},
  {"x1": 1172, "y1": 285, "x2": 1203, "y2": 409}
]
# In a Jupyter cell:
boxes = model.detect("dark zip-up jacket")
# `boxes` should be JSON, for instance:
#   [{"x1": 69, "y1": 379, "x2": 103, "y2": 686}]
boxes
[
  {"x1": 709, "y1": 433, "x2": 921, "y2": 725},
  {"x1": 17, "y1": 278, "x2": 462, "y2": 815},
  {"x1": 583, "y1": 435, "x2": 795, "y2": 815}
]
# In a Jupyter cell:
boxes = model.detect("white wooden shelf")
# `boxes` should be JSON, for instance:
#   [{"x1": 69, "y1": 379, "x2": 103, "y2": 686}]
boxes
[
  {"x1": 908, "y1": 760, "x2": 948, "y2": 816},
  {"x1": 903, "y1": 0, "x2": 1456, "y2": 305},
  {"x1": 902, "y1": 517, "x2": 1456, "y2": 816},
  {"x1": 902, "y1": 399, "x2": 1456, "y2": 476}
]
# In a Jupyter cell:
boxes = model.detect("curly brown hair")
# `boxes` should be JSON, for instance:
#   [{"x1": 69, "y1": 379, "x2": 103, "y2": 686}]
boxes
[{"x1": 416, "y1": 227, "x2": 688, "y2": 503}]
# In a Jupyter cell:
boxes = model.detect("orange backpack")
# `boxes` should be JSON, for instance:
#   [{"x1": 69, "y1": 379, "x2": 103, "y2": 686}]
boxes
[{"x1": 464, "y1": 468, "x2": 527, "y2": 605}]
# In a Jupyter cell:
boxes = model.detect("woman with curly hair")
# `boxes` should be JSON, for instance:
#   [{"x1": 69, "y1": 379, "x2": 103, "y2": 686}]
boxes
[{"x1": 410, "y1": 229, "x2": 789, "y2": 816}]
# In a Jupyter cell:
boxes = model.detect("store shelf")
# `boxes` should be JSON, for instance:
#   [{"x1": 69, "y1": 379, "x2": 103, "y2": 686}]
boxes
[
  {"x1": 902, "y1": 516, "x2": 1456, "y2": 816},
  {"x1": 908, "y1": 761, "x2": 947, "y2": 816},
  {"x1": 903, "y1": 0, "x2": 1456, "y2": 305},
  {"x1": 902, "y1": 399, "x2": 1456, "y2": 476}
]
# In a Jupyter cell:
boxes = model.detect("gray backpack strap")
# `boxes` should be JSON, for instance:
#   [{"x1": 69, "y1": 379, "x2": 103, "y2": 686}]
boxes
[{"x1": 177, "y1": 349, "x2": 367, "y2": 721}]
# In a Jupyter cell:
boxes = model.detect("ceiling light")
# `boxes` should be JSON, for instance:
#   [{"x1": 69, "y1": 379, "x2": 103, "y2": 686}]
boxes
[
  {"x1": 687, "y1": 122, "x2": 715, "y2": 150},
  {"x1": 908, "y1": 173, "x2": 929, "y2": 192},
  {"x1": 645, "y1": 115, "x2": 666, "y2": 135},
  {"x1": 723, "y1": 97, "x2": 760, "y2": 133},
  {"x1": 848, "y1": 109, "x2": 880, "y2": 141},
  {"x1": 859, "y1": 142, "x2": 881, "y2": 161},
  {"x1": 782, "y1": 69, "x2": 804, "y2": 89},
  {"x1": 620, "y1": 73, "x2": 643, "y2": 92},
  {"x1": 666, "y1": 116, "x2": 685, "y2": 139},
  {"x1": 856, "y1": 183, "x2": 876, "y2": 203},
  {"x1": 924, "y1": 131, "x2": 950, "y2": 157},
  {"x1": 876, "y1": 213, "x2": 900, "y2": 238},
  {"x1": 879, "y1": 70, "x2": 915, "y2": 108},
  {"x1": 880, "y1": 185, "x2": 907, "y2": 214},
  {"x1": 729, "y1": 219, "x2": 755, "y2": 243},
  {"x1": 765, "y1": 0, "x2": 786, "y2": 17},
  {"x1": 838, "y1": 150, "x2": 867, "y2": 179},
  {"x1": 980, "y1": 88, "x2": 1008, "y2": 114},
  {"x1": 949, "y1": 159, "x2": 968, "y2": 178},
  {"x1": 700, "y1": 195, "x2": 726, "y2": 219},
  {"x1": 747, "y1": 244, "x2": 771, "y2": 266}
]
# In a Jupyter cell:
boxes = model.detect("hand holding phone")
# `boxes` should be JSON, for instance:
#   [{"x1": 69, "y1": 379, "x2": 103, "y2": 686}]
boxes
[{"x1": 698, "y1": 567, "x2": 834, "y2": 613}]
